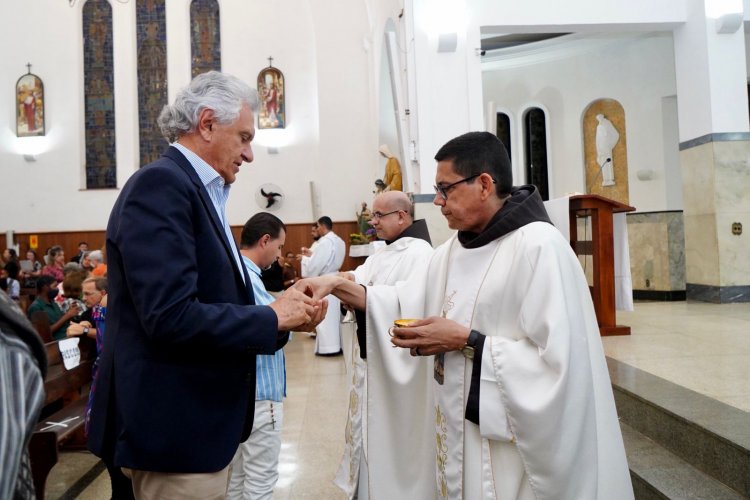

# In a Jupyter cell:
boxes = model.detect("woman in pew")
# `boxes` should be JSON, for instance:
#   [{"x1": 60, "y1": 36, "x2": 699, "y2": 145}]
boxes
[{"x1": 41, "y1": 246, "x2": 65, "y2": 283}]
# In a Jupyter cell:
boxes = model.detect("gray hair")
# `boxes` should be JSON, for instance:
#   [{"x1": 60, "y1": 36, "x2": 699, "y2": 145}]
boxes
[
  {"x1": 88, "y1": 250, "x2": 104, "y2": 264},
  {"x1": 157, "y1": 71, "x2": 259, "y2": 143}
]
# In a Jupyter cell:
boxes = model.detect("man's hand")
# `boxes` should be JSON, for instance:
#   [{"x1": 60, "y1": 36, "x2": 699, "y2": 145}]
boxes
[
  {"x1": 292, "y1": 276, "x2": 340, "y2": 301},
  {"x1": 268, "y1": 286, "x2": 325, "y2": 331},
  {"x1": 64, "y1": 303, "x2": 80, "y2": 320},
  {"x1": 291, "y1": 298, "x2": 328, "y2": 333},
  {"x1": 390, "y1": 316, "x2": 470, "y2": 356},
  {"x1": 66, "y1": 320, "x2": 91, "y2": 337}
]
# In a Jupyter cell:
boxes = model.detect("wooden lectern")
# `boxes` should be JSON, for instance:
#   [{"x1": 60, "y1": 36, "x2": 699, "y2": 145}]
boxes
[{"x1": 568, "y1": 194, "x2": 634, "y2": 336}]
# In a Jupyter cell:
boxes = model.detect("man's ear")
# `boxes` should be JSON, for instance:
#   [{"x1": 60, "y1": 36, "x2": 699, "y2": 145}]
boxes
[
  {"x1": 479, "y1": 173, "x2": 496, "y2": 200},
  {"x1": 197, "y1": 108, "x2": 215, "y2": 140}
]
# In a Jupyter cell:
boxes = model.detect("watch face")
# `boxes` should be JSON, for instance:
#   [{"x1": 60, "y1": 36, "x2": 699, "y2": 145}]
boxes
[{"x1": 461, "y1": 346, "x2": 475, "y2": 359}]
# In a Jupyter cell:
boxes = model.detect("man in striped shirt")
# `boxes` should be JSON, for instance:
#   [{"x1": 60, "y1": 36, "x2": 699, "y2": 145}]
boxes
[{"x1": 227, "y1": 212, "x2": 289, "y2": 500}]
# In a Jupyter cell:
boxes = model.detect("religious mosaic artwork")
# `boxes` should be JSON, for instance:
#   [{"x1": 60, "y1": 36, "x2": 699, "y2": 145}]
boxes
[
  {"x1": 16, "y1": 66, "x2": 44, "y2": 137},
  {"x1": 83, "y1": 0, "x2": 116, "y2": 188},
  {"x1": 583, "y1": 99, "x2": 629, "y2": 205},
  {"x1": 190, "y1": 0, "x2": 221, "y2": 77},
  {"x1": 137, "y1": 0, "x2": 168, "y2": 166},
  {"x1": 257, "y1": 59, "x2": 285, "y2": 129}
]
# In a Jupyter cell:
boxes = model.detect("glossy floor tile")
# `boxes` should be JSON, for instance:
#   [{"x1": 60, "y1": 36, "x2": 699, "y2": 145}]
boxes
[{"x1": 47, "y1": 301, "x2": 750, "y2": 498}]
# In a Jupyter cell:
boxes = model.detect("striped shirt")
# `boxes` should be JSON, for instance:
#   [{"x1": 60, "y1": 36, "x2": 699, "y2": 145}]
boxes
[
  {"x1": 242, "y1": 255, "x2": 286, "y2": 402},
  {"x1": 172, "y1": 142, "x2": 245, "y2": 283},
  {"x1": 0, "y1": 291, "x2": 45, "y2": 500}
]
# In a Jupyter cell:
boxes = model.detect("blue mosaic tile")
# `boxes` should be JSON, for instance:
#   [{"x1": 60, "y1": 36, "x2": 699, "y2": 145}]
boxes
[
  {"x1": 137, "y1": 0, "x2": 168, "y2": 166},
  {"x1": 190, "y1": 0, "x2": 221, "y2": 77},
  {"x1": 83, "y1": 0, "x2": 116, "y2": 189}
]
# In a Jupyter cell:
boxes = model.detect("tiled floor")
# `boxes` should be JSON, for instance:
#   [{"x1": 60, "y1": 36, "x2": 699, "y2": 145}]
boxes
[
  {"x1": 47, "y1": 301, "x2": 750, "y2": 498},
  {"x1": 602, "y1": 301, "x2": 750, "y2": 413}
]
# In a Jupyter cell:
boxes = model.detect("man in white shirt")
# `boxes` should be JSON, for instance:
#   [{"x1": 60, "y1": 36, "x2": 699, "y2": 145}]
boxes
[
  {"x1": 300, "y1": 216, "x2": 345, "y2": 355},
  {"x1": 301, "y1": 132, "x2": 633, "y2": 500},
  {"x1": 334, "y1": 191, "x2": 433, "y2": 499}
]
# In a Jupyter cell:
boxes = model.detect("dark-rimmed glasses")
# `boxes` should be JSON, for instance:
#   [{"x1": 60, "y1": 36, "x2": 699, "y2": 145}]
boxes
[
  {"x1": 433, "y1": 173, "x2": 483, "y2": 200},
  {"x1": 369, "y1": 210, "x2": 401, "y2": 221}
]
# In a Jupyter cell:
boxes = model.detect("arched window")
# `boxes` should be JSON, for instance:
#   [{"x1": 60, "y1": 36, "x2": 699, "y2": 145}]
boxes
[
  {"x1": 137, "y1": 0, "x2": 168, "y2": 166},
  {"x1": 190, "y1": 0, "x2": 221, "y2": 77},
  {"x1": 523, "y1": 107, "x2": 549, "y2": 200},
  {"x1": 83, "y1": 0, "x2": 116, "y2": 188},
  {"x1": 495, "y1": 112, "x2": 512, "y2": 160}
]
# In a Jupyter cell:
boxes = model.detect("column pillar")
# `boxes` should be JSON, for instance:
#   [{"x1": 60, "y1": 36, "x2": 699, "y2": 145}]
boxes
[{"x1": 673, "y1": 0, "x2": 750, "y2": 302}]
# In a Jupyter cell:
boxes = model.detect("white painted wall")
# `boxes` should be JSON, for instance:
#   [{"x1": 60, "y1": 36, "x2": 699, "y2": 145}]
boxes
[
  {"x1": 482, "y1": 33, "x2": 681, "y2": 212},
  {"x1": 0, "y1": 0, "x2": 381, "y2": 235}
]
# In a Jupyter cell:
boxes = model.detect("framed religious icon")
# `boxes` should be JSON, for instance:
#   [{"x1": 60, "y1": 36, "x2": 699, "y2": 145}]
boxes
[
  {"x1": 257, "y1": 59, "x2": 285, "y2": 129},
  {"x1": 16, "y1": 67, "x2": 45, "y2": 137}
]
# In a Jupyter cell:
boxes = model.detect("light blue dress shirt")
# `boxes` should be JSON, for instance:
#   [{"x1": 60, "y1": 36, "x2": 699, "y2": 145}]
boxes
[
  {"x1": 172, "y1": 142, "x2": 245, "y2": 283},
  {"x1": 242, "y1": 255, "x2": 286, "y2": 402}
]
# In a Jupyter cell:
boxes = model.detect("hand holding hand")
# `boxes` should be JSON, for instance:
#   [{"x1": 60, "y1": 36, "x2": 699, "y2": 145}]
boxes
[
  {"x1": 269, "y1": 286, "x2": 324, "y2": 331},
  {"x1": 292, "y1": 276, "x2": 341, "y2": 301},
  {"x1": 390, "y1": 316, "x2": 470, "y2": 357}
]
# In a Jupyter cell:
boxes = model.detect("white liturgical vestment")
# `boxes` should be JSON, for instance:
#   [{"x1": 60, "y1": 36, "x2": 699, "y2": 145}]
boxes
[
  {"x1": 302, "y1": 231, "x2": 346, "y2": 354},
  {"x1": 366, "y1": 222, "x2": 633, "y2": 499},
  {"x1": 333, "y1": 235, "x2": 434, "y2": 499}
]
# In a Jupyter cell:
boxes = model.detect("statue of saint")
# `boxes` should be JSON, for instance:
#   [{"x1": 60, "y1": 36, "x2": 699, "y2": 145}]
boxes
[
  {"x1": 378, "y1": 144, "x2": 403, "y2": 192},
  {"x1": 595, "y1": 114, "x2": 619, "y2": 187}
]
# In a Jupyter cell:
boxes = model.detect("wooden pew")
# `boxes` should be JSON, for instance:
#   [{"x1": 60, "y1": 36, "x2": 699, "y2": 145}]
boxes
[{"x1": 29, "y1": 336, "x2": 96, "y2": 500}]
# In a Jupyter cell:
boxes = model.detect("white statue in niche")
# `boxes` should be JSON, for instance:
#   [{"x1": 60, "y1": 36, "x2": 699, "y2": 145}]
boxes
[{"x1": 595, "y1": 114, "x2": 620, "y2": 186}]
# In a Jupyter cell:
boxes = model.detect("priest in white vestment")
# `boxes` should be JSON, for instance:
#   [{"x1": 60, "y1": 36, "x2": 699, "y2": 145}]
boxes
[
  {"x1": 301, "y1": 132, "x2": 634, "y2": 500},
  {"x1": 300, "y1": 216, "x2": 346, "y2": 354},
  {"x1": 334, "y1": 191, "x2": 434, "y2": 499}
]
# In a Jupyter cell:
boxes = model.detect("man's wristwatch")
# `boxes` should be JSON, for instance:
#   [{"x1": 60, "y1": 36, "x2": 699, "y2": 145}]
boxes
[
  {"x1": 83, "y1": 327, "x2": 90, "y2": 336},
  {"x1": 461, "y1": 330, "x2": 480, "y2": 359}
]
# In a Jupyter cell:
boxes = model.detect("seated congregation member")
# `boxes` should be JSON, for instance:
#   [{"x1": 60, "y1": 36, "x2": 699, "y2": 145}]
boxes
[
  {"x1": 80, "y1": 251, "x2": 95, "y2": 275},
  {"x1": 281, "y1": 251, "x2": 298, "y2": 289},
  {"x1": 87, "y1": 71, "x2": 326, "y2": 499},
  {"x1": 228, "y1": 212, "x2": 289, "y2": 500},
  {"x1": 71, "y1": 241, "x2": 89, "y2": 264},
  {"x1": 41, "y1": 245, "x2": 65, "y2": 282},
  {"x1": 67, "y1": 277, "x2": 135, "y2": 499},
  {"x1": 59, "y1": 271, "x2": 87, "y2": 317},
  {"x1": 20, "y1": 249, "x2": 44, "y2": 287},
  {"x1": 88, "y1": 249, "x2": 107, "y2": 277},
  {"x1": 260, "y1": 254, "x2": 284, "y2": 298},
  {"x1": 0, "y1": 266, "x2": 21, "y2": 303},
  {"x1": 3, "y1": 248, "x2": 20, "y2": 281},
  {"x1": 26, "y1": 276, "x2": 79, "y2": 340}
]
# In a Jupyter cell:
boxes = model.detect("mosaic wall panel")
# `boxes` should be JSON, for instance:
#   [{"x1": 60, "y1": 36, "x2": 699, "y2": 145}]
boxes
[
  {"x1": 137, "y1": 0, "x2": 168, "y2": 166},
  {"x1": 190, "y1": 0, "x2": 221, "y2": 77},
  {"x1": 83, "y1": 0, "x2": 116, "y2": 188}
]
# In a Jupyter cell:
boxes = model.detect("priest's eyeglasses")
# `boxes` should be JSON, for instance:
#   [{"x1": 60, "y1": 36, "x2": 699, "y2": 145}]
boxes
[
  {"x1": 433, "y1": 173, "x2": 485, "y2": 200},
  {"x1": 369, "y1": 210, "x2": 401, "y2": 221}
]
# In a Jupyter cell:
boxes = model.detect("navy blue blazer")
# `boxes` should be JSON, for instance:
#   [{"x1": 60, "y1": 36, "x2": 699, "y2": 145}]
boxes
[{"x1": 88, "y1": 147, "x2": 282, "y2": 473}]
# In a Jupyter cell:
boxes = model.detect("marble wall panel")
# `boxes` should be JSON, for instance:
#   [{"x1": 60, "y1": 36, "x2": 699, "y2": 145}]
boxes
[
  {"x1": 684, "y1": 213, "x2": 720, "y2": 286},
  {"x1": 627, "y1": 212, "x2": 685, "y2": 292},
  {"x1": 680, "y1": 143, "x2": 716, "y2": 216}
]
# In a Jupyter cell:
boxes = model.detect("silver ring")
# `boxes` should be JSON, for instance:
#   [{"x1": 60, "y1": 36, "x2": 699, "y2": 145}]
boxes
[{"x1": 415, "y1": 347, "x2": 421, "y2": 356}]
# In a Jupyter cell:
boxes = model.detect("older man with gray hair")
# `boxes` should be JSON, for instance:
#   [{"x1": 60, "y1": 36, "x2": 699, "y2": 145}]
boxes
[{"x1": 87, "y1": 71, "x2": 326, "y2": 499}]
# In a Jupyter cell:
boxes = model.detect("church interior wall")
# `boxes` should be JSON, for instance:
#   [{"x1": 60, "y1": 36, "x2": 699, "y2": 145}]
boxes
[
  {"x1": 481, "y1": 33, "x2": 680, "y2": 213},
  {"x1": 0, "y1": 0, "x2": 384, "y2": 236}
]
